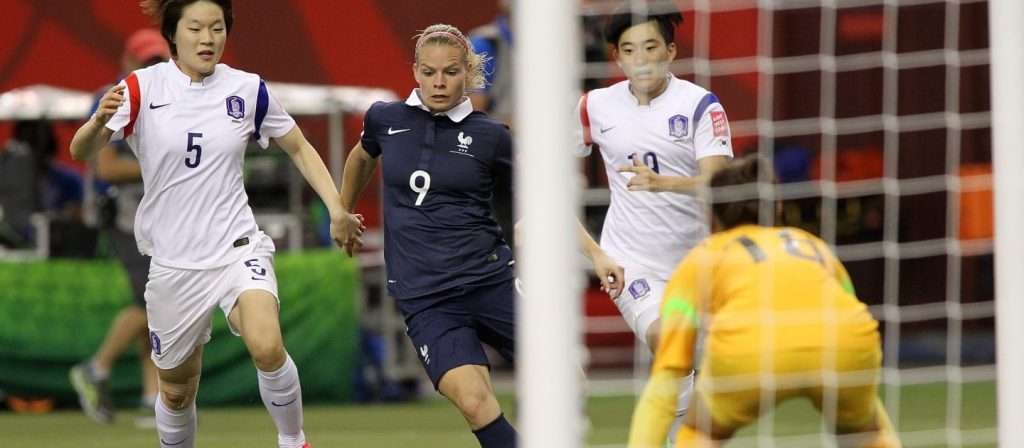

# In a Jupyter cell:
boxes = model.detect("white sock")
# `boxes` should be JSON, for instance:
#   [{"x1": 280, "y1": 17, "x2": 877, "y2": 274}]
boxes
[
  {"x1": 258, "y1": 354, "x2": 306, "y2": 448},
  {"x1": 155, "y1": 397, "x2": 196, "y2": 448}
]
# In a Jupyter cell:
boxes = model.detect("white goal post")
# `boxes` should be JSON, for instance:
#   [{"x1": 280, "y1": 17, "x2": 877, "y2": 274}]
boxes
[
  {"x1": 988, "y1": 0, "x2": 1024, "y2": 446},
  {"x1": 515, "y1": 0, "x2": 584, "y2": 447}
]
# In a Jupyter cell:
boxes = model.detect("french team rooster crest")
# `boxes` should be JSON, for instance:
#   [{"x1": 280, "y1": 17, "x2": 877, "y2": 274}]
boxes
[{"x1": 457, "y1": 132, "x2": 473, "y2": 151}]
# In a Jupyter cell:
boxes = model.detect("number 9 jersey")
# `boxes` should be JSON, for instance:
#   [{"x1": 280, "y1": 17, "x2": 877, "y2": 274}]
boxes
[
  {"x1": 103, "y1": 62, "x2": 295, "y2": 269},
  {"x1": 359, "y1": 91, "x2": 514, "y2": 311}
]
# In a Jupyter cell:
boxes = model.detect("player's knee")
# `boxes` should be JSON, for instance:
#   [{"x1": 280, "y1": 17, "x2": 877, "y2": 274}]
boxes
[
  {"x1": 452, "y1": 385, "x2": 496, "y2": 422},
  {"x1": 248, "y1": 339, "x2": 285, "y2": 371},
  {"x1": 159, "y1": 383, "x2": 195, "y2": 410}
]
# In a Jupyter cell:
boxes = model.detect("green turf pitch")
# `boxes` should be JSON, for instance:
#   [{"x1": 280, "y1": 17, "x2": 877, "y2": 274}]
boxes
[{"x1": 0, "y1": 382, "x2": 995, "y2": 447}]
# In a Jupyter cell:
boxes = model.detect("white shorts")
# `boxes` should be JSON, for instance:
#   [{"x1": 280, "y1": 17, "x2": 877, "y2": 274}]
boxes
[
  {"x1": 613, "y1": 266, "x2": 667, "y2": 347},
  {"x1": 145, "y1": 234, "x2": 278, "y2": 370}
]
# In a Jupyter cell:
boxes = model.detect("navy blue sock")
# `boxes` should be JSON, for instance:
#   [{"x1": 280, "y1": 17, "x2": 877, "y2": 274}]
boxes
[{"x1": 472, "y1": 413, "x2": 517, "y2": 448}]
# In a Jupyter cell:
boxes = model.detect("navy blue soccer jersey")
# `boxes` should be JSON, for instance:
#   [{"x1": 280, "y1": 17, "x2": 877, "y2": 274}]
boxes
[{"x1": 360, "y1": 91, "x2": 514, "y2": 307}]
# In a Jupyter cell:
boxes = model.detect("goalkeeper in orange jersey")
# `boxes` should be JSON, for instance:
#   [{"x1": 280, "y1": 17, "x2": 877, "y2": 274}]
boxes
[{"x1": 628, "y1": 155, "x2": 900, "y2": 448}]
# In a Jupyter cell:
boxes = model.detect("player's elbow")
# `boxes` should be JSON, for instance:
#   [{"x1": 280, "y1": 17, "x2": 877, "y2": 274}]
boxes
[
  {"x1": 69, "y1": 125, "x2": 105, "y2": 161},
  {"x1": 69, "y1": 142, "x2": 91, "y2": 161}
]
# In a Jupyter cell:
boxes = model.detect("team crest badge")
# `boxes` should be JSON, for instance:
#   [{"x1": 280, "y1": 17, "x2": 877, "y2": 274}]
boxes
[
  {"x1": 226, "y1": 95, "x2": 245, "y2": 119},
  {"x1": 668, "y1": 114, "x2": 688, "y2": 139},
  {"x1": 457, "y1": 132, "x2": 473, "y2": 150},
  {"x1": 628, "y1": 279, "x2": 651, "y2": 300}
]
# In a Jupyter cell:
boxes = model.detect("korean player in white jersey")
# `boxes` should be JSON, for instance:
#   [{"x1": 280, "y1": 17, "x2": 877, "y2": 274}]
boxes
[
  {"x1": 575, "y1": 8, "x2": 734, "y2": 440},
  {"x1": 69, "y1": 1, "x2": 360, "y2": 447}
]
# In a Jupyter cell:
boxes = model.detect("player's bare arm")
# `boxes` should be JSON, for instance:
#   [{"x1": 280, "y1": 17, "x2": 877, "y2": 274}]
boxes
[
  {"x1": 336, "y1": 143, "x2": 377, "y2": 255},
  {"x1": 96, "y1": 145, "x2": 142, "y2": 183},
  {"x1": 577, "y1": 221, "x2": 625, "y2": 298},
  {"x1": 274, "y1": 125, "x2": 363, "y2": 251},
  {"x1": 516, "y1": 218, "x2": 625, "y2": 298},
  {"x1": 70, "y1": 84, "x2": 122, "y2": 161},
  {"x1": 617, "y1": 154, "x2": 730, "y2": 194}
]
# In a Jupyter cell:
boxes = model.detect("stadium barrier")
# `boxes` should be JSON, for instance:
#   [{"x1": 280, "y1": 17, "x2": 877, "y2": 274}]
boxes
[{"x1": 0, "y1": 250, "x2": 359, "y2": 406}]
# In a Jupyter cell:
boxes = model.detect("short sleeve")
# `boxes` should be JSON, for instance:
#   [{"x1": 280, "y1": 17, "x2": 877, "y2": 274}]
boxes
[
  {"x1": 692, "y1": 93, "x2": 734, "y2": 160},
  {"x1": 254, "y1": 80, "x2": 297, "y2": 149},
  {"x1": 652, "y1": 246, "x2": 714, "y2": 373},
  {"x1": 572, "y1": 93, "x2": 593, "y2": 157},
  {"x1": 359, "y1": 102, "x2": 383, "y2": 158},
  {"x1": 104, "y1": 78, "x2": 134, "y2": 141}
]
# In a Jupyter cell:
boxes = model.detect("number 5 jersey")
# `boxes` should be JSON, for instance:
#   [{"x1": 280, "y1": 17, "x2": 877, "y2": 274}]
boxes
[{"x1": 104, "y1": 61, "x2": 295, "y2": 269}]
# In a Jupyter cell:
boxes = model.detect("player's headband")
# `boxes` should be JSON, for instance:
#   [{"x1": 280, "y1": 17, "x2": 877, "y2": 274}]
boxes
[{"x1": 417, "y1": 31, "x2": 470, "y2": 52}]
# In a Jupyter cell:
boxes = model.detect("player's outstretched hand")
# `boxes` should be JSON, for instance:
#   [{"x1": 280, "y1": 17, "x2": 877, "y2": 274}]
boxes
[
  {"x1": 93, "y1": 84, "x2": 125, "y2": 126},
  {"x1": 591, "y1": 251, "x2": 625, "y2": 299},
  {"x1": 331, "y1": 211, "x2": 366, "y2": 256},
  {"x1": 618, "y1": 154, "x2": 663, "y2": 192}
]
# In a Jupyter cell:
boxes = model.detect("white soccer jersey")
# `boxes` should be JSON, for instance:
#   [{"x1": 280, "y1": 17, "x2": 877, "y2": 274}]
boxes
[
  {"x1": 575, "y1": 76, "x2": 733, "y2": 279},
  {"x1": 104, "y1": 62, "x2": 295, "y2": 269}
]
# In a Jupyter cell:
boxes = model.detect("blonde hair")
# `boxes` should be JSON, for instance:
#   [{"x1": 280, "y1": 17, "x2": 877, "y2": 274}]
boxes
[{"x1": 414, "y1": 24, "x2": 488, "y2": 90}]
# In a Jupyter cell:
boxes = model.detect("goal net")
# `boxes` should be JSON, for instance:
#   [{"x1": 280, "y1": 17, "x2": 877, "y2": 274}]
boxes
[{"x1": 561, "y1": 0, "x2": 1000, "y2": 446}]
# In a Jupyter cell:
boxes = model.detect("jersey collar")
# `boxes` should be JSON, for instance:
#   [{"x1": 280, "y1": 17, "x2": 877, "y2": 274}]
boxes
[
  {"x1": 626, "y1": 74, "x2": 678, "y2": 108},
  {"x1": 405, "y1": 89, "x2": 474, "y2": 123},
  {"x1": 167, "y1": 60, "x2": 223, "y2": 88}
]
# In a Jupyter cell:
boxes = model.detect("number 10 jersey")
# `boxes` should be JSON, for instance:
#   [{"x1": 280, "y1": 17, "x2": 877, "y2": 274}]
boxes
[{"x1": 575, "y1": 76, "x2": 734, "y2": 279}]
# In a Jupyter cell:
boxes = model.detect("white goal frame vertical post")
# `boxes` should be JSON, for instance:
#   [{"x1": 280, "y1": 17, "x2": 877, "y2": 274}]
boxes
[
  {"x1": 515, "y1": 0, "x2": 584, "y2": 447},
  {"x1": 989, "y1": 0, "x2": 1024, "y2": 445}
]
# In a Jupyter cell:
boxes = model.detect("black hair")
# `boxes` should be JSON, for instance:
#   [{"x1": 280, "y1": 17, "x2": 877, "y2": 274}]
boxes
[
  {"x1": 708, "y1": 154, "x2": 775, "y2": 230},
  {"x1": 603, "y1": 9, "x2": 683, "y2": 47},
  {"x1": 141, "y1": 0, "x2": 233, "y2": 57}
]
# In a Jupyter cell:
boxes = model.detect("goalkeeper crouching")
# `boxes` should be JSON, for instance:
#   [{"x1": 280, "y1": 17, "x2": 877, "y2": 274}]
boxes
[{"x1": 628, "y1": 155, "x2": 900, "y2": 448}]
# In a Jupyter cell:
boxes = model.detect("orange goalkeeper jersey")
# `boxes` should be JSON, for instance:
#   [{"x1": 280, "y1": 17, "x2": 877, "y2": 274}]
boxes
[{"x1": 654, "y1": 225, "x2": 880, "y2": 373}]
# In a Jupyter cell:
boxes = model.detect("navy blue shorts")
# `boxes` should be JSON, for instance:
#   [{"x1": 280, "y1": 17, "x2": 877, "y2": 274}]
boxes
[{"x1": 401, "y1": 278, "x2": 515, "y2": 389}]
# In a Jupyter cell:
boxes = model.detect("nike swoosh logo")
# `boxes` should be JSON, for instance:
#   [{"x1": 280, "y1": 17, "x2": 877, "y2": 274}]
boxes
[
  {"x1": 387, "y1": 127, "x2": 411, "y2": 135},
  {"x1": 600, "y1": 126, "x2": 616, "y2": 134},
  {"x1": 149, "y1": 102, "x2": 171, "y2": 109},
  {"x1": 271, "y1": 398, "x2": 297, "y2": 407},
  {"x1": 161, "y1": 438, "x2": 187, "y2": 446}
]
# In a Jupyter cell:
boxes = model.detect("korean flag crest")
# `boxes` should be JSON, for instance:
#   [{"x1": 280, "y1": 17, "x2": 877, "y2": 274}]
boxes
[
  {"x1": 668, "y1": 114, "x2": 688, "y2": 139},
  {"x1": 226, "y1": 95, "x2": 245, "y2": 120}
]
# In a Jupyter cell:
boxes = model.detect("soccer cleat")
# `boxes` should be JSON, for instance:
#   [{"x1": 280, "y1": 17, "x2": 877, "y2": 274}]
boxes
[
  {"x1": 301, "y1": 442, "x2": 311, "y2": 448},
  {"x1": 69, "y1": 362, "x2": 114, "y2": 424}
]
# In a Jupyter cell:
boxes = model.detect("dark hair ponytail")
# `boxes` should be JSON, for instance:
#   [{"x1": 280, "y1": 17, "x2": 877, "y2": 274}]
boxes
[{"x1": 139, "y1": 0, "x2": 233, "y2": 57}]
